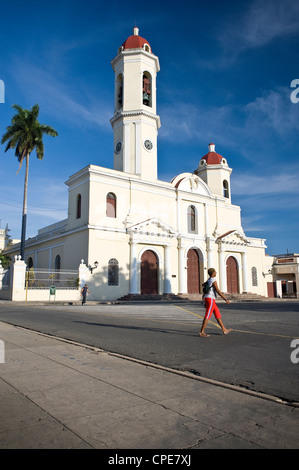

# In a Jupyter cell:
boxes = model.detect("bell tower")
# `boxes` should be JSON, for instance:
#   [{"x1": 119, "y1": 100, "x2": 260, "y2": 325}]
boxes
[
  {"x1": 195, "y1": 143, "x2": 232, "y2": 202},
  {"x1": 110, "y1": 27, "x2": 161, "y2": 181}
]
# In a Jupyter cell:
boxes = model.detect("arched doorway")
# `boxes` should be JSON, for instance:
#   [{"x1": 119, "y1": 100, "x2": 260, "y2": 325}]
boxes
[
  {"x1": 226, "y1": 256, "x2": 239, "y2": 293},
  {"x1": 141, "y1": 250, "x2": 158, "y2": 295},
  {"x1": 187, "y1": 249, "x2": 200, "y2": 294}
]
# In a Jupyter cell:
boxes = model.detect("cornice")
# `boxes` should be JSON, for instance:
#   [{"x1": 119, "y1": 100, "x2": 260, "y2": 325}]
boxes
[{"x1": 110, "y1": 110, "x2": 161, "y2": 128}]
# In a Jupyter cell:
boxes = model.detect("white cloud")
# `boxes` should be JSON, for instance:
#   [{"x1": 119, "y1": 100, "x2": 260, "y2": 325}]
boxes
[
  {"x1": 159, "y1": 85, "x2": 298, "y2": 163},
  {"x1": 159, "y1": 101, "x2": 235, "y2": 145},
  {"x1": 244, "y1": 87, "x2": 299, "y2": 138},
  {"x1": 232, "y1": 170, "x2": 299, "y2": 196},
  {"x1": 10, "y1": 59, "x2": 112, "y2": 131},
  {"x1": 218, "y1": 0, "x2": 299, "y2": 56}
]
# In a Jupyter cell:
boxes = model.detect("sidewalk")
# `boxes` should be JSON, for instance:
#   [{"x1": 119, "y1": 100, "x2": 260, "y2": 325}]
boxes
[{"x1": 0, "y1": 321, "x2": 298, "y2": 449}]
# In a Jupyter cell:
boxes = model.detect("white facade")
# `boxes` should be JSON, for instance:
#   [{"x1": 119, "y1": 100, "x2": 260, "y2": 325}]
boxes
[{"x1": 3, "y1": 28, "x2": 275, "y2": 300}]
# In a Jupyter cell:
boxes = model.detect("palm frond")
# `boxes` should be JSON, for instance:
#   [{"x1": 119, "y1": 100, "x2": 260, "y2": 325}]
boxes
[{"x1": 1, "y1": 103, "x2": 58, "y2": 168}]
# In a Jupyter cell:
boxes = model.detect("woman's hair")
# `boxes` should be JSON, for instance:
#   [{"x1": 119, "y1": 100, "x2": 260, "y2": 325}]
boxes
[{"x1": 208, "y1": 268, "x2": 216, "y2": 277}]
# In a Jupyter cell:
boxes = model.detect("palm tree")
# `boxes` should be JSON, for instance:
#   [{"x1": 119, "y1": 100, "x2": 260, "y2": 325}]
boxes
[{"x1": 1, "y1": 104, "x2": 58, "y2": 260}]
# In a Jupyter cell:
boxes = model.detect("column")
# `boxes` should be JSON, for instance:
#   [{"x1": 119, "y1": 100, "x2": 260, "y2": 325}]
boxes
[
  {"x1": 242, "y1": 251, "x2": 249, "y2": 293},
  {"x1": 48, "y1": 247, "x2": 52, "y2": 271},
  {"x1": 135, "y1": 121, "x2": 141, "y2": 175},
  {"x1": 206, "y1": 238, "x2": 213, "y2": 269},
  {"x1": 78, "y1": 260, "x2": 90, "y2": 289},
  {"x1": 124, "y1": 122, "x2": 130, "y2": 173},
  {"x1": 178, "y1": 240, "x2": 186, "y2": 294},
  {"x1": 204, "y1": 203, "x2": 210, "y2": 237},
  {"x1": 176, "y1": 194, "x2": 181, "y2": 233},
  {"x1": 207, "y1": 247, "x2": 213, "y2": 269},
  {"x1": 164, "y1": 245, "x2": 172, "y2": 294},
  {"x1": 11, "y1": 255, "x2": 26, "y2": 301},
  {"x1": 218, "y1": 244, "x2": 226, "y2": 292},
  {"x1": 129, "y1": 241, "x2": 138, "y2": 294}
]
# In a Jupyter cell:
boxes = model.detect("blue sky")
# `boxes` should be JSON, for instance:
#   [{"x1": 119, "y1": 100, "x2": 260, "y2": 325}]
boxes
[{"x1": 0, "y1": 0, "x2": 298, "y2": 255}]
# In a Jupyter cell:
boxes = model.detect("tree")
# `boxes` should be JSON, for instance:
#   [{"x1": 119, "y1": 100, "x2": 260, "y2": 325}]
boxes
[
  {"x1": 1, "y1": 104, "x2": 58, "y2": 259},
  {"x1": 0, "y1": 253, "x2": 10, "y2": 269}
]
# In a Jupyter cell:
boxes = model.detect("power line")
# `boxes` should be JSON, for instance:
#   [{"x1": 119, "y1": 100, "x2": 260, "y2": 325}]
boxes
[{"x1": 0, "y1": 200, "x2": 67, "y2": 212}]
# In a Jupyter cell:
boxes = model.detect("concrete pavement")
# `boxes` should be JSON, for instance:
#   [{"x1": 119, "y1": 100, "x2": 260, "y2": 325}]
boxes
[{"x1": 0, "y1": 320, "x2": 298, "y2": 450}]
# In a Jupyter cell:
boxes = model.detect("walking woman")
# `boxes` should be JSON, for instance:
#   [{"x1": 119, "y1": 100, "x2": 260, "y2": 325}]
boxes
[{"x1": 199, "y1": 268, "x2": 232, "y2": 337}]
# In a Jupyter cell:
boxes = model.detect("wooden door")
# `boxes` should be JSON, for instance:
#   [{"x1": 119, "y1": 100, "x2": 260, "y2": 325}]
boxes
[
  {"x1": 141, "y1": 250, "x2": 158, "y2": 295},
  {"x1": 226, "y1": 256, "x2": 239, "y2": 293},
  {"x1": 267, "y1": 282, "x2": 276, "y2": 298},
  {"x1": 187, "y1": 249, "x2": 200, "y2": 294}
]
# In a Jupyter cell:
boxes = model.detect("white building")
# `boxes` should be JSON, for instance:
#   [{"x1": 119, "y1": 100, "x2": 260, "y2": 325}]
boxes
[{"x1": 4, "y1": 27, "x2": 281, "y2": 300}]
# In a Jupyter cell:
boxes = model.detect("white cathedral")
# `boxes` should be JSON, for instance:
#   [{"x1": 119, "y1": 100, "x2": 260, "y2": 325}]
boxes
[{"x1": 3, "y1": 27, "x2": 276, "y2": 300}]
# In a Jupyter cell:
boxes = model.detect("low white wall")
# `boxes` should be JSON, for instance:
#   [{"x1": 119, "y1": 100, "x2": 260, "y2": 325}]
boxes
[
  {"x1": 26, "y1": 289, "x2": 81, "y2": 302},
  {"x1": 0, "y1": 257, "x2": 89, "y2": 302},
  {"x1": 0, "y1": 289, "x2": 11, "y2": 300}
]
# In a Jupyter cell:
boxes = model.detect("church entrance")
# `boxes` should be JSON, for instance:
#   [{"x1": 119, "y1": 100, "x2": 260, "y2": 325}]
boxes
[
  {"x1": 226, "y1": 256, "x2": 239, "y2": 293},
  {"x1": 141, "y1": 250, "x2": 158, "y2": 295},
  {"x1": 187, "y1": 249, "x2": 200, "y2": 294}
]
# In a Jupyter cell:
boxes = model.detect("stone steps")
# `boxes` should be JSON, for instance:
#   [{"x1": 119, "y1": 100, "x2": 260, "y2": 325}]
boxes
[{"x1": 118, "y1": 292, "x2": 267, "y2": 302}]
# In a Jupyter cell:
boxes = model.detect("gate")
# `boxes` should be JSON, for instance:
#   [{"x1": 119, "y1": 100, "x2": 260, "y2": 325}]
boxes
[{"x1": 25, "y1": 269, "x2": 79, "y2": 290}]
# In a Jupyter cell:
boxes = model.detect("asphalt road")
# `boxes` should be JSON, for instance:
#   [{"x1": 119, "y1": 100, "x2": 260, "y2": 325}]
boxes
[{"x1": 0, "y1": 300, "x2": 298, "y2": 403}]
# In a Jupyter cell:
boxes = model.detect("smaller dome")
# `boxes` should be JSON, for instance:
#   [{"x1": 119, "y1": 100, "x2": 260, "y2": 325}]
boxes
[
  {"x1": 201, "y1": 143, "x2": 226, "y2": 165},
  {"x1": 121, "y1": 27, "x2": 152, "y2": 53}
]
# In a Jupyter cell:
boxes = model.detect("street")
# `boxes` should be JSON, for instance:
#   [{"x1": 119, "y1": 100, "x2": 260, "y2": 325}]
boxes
[{"x1": 0, "y1": 300, "x2": 298, "y2": 403}]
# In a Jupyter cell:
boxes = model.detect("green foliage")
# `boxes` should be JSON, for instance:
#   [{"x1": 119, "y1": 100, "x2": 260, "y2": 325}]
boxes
[
  {"x1": 1, "y1": 103, "x2": 58, "y2": 173},
  {"x1": 0, "y1": 253, "x2": 11, "y2": 269}
]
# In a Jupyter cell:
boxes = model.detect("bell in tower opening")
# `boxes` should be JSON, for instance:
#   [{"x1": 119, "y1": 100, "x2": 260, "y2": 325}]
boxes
[
  {"x1": 143, "y1": 73, "x2": 151, "y2": 106},
  {"x1": 116, "y1": 74, "x2": 123, "y2": 110}
]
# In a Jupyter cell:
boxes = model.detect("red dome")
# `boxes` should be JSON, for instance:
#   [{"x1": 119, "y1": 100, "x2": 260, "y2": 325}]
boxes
[
  {"x1": 201, "y1": 143, "x2": 224, "y2": 165},
  {"x1": 121, "y1": 27, "x2": 152, "y2": 53}
]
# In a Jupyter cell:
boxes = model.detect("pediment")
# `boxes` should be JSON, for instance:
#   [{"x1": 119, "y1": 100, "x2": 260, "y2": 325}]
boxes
[
  {"x1": 216, "y1": 229, "x2": 249, "y2": 246},
  {"x1": 127, "y1": 217, "x2": 177, "y2": 239},
  {"x1": 171, "y1": 173, "x2": 211, "y2": 196}
]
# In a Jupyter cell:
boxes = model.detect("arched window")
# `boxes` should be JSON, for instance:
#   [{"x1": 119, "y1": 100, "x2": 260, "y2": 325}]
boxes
[
  {"x1": 187, "y1": 205, "x2": 196, "y2": 233},
  {"x1": 223, "y1": 180, "x2": 229, "y2": 198},
  {"x1": 76, "y1": 194, "x2": 81, "y2": 219},
  {"x1": 55, "y1": 255, "x2": 61, "y2": 271},
  {"x1": 116, "y1": 73, "x2": 123, "y2": 110},
  {"x1": 251, "y1": 267, "x2": 258, "y2": 286},
  {"x1": 108, "y1": 258, "x2": 119, "y2": 286},
  {"x1": 106, "y1": 193, "x2": 116, "y2": 218},
  {"x1": 142, "y1": 72, "x2": 152, "y2": 107}
]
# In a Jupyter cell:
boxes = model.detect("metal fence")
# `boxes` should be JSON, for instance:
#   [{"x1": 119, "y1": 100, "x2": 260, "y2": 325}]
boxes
[{"x1": 25, "y1": 269, "x2": 79, "y2": 290}]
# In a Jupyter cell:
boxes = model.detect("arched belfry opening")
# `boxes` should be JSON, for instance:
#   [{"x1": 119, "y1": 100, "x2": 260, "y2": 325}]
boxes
[
  {"x1": 116, "y1": 74, "x2": 123, "y2": 110},
  {"x1": 143, "y1": 72, "x2": 152, "y2": 107}
]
